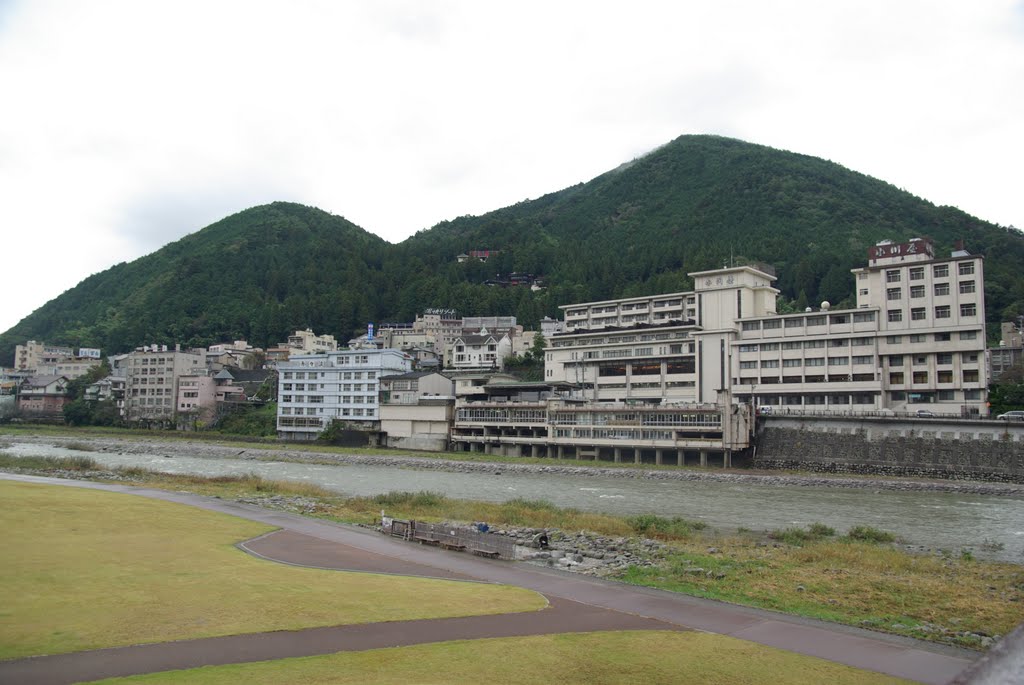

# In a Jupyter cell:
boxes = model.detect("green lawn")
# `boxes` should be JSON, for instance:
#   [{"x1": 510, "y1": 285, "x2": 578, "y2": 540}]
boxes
[
  {"x1": 0, "y1": 481, "x2": 546, "y2": 659},
  {"x1": 84, "y1": 631, "x2": 911, "y2": 684}
]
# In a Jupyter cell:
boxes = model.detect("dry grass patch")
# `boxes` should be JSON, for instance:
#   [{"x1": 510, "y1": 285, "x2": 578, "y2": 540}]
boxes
[
  {"x1": 624, "y1": 532, "x2": 1024, "y2": 648},
  {"x1": 0, "y1": 481, "x2": 545, "y2": 660},
  {"x1": 83, "y1": 631, "x2": 910, "y2": 685}
]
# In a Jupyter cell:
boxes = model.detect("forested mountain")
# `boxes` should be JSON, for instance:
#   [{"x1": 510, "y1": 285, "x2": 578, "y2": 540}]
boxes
[{"x1": 3, "y1": 135, "x2": 1022, "y2": 365}]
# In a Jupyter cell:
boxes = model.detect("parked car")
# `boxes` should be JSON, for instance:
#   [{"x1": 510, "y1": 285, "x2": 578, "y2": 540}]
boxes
[
  {"x1": 996, "y1": 410, "x2": 1024, "y2": 421},
  {"x1": 915, "y1": 409, "x2": 935, "y2": 418}
]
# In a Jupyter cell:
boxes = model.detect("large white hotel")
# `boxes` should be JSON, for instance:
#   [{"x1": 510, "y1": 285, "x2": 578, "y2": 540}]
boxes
[{"x1": 546, "y1": 238, "x2": 987, "y2": 417}]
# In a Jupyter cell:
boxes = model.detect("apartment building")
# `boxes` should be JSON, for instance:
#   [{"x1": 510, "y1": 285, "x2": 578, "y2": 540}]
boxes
[
  {"x1": 123, "y1": 345, "x2": 206, "y2": 424},
  {"x1": 378, "y1": 371, "x2": 455, "y2": 451},
  {"x1": 276, "y1": 348, "x2": 412, "y2": 441}
]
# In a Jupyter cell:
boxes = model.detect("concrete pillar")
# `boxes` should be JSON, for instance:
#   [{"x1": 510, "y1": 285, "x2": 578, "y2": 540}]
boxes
[
  {"x1": 634, "y1": 450, "x2": 641, "y2": 465},
  {"x1": 557, "y1": 445, "x2": 564, "y2": 459},
  {"x1": 676, "y1": 450, "x2": 684, "y2": 467},
  {"x1": 655, "y1": 449, "x2": 663, "y2": 466},
  {"x1": 700, "y1": 450, "x2": 708, "y2": 467},
  {"x1": 724, "y1": 450, "x2": 732, "y2": 468},
  {"x1": 614, "y1": 448, "x2": 622, "y2": 464},
  {"x1": 530, "y1": 445, "x2": 538, "y2": 458}
]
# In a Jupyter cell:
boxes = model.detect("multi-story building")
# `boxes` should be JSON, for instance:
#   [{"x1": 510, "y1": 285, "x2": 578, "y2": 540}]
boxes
[
  {"x1": 286, "y1": 329, "x2": 338, "y2": 354},
  {"x1": 548, "y1": 238, "x2": 986, "y2": 416},
  {"x1": 14, "y1": 341, "x2": 74, "y2": 372},
  {"x1": 989, "y1": 322, "x2": 1024, "y2": 382},
  {"x1": 276, "y1": 348, "x2": 412, "y2": 441},
  {"x1": 734, "y1": 239, "x2": 986, "y2": 415},
  {"x1": 123, "y1": 345, "x2": 206, "y2": 424},
  {"x1": 453, "y1": 238, "x2": 988, "y2": 465},
  {"x1": 450, "y1": 331, "x2": 513, "y2": 370},
  {"x1": 176, "y1": 370, "x2": 247, "y2": 426},
  {"x1": 378, "y1": 371, "x2": 455, "y2": 451}
]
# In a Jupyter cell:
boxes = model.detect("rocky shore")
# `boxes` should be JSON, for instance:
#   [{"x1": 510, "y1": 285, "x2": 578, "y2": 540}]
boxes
[{"x1": 4, "y1": 433, "x2": 1024, "y2": 497}]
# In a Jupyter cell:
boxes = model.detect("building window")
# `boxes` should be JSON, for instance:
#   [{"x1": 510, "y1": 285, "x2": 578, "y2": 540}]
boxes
[
  {"x1": 934, "y1": 282, "x2": 950, "y2": 296},
  {"x1": 958, "y1": 262, "x2": 975, "y2": 276},
  {"x1": 886, "y1": 336, "x2": 902, "y2": 344},
  {"x1": 933, "y1": 264, "x2": 949, "y2": 278},
  {"x1": 828, "y1": 357, "x2": 849, "y2": 366},
  {"x1": 742, "y1": 321, "x2": 760, "y2": 331},
  {"x1": 805, "y1": 358, "x2": 825, "y2": 367},
  {"x1": 806, "y1": 316, "x2": 825, "y2": 327},
  {"x1": 887, "y1": 310, "x2": 902, "y2": 323},
  {"x1": 853, "y1": 311, "x2": 875, "y2": 323},
  {"x1": 960, "y1": 331, "x2": 977, "y2": 340},
  {"x1": 909, "y1": 267, "x2": 925, "y2": 281},
  {"x1": 783, "y1": 359, "x2": 801, "y2": 368},
  {"x1": 763, "y1": 319, "x2": 781, "y2": 330},
  {"x1": 910, "y1": 334, "x2": 927, "y2": 343},
  {"x1": 852, "y1": 355, "x2": 873, "y2": 365},
  {"x1": 910, "y1": 285, "x2": 925, "y2": 298},
  {"x1": 910, "y1": 308, "x2": 926, "y2": 321},
  {"x1": 963, "y1": 370, "x2": 979, "y2": 383},
  {"x1": 886, "y1": 270, "x2": 901, "y2": 283},
  {"x1": 912, "y1": 371, "x2": 928, "y2": 384},
  {"x1": 934, "y1": 332, "x2": 951, "y2": 342},
  {"x1": 761, "y1": 360, "x2": 779, "y2": 368},
  {"x1": 937, "y1": 353, "x2": 953, "y2": 365},
  {"x1": 889, "y1": 372, "x2": 904, "y2": 384},
  {"x1": 959, "y1": 280, "x2": 976, "y2": 294},
  {"x1": 935, "y1": 305, "x2": 951, "y2": 319},
  {"x1": 887, "y1": 288, "x2": 902, "y2": 301},
  {"x1": 937, "y1": 370, "x2": 953, "y2": 384},
  {"x1": 785, "y1": 318, "x2": 804, "y2": 328},
  {"x1": 740, "y1": 361, "x2": 758, "y2": 369},
  {"x1": 960, "y1": 303, "x2": 977, "y2": 317},
  {"x1": 889, "y1": 355, "x2": 904, "y2": 366}
]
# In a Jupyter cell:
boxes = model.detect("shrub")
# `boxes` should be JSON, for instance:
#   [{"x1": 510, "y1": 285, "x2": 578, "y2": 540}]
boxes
[
  {"x1": 769, "y1": 522, "x2": 836, "y2": 546},
  {"x1": 808, "y1": 522, "x2": 836, "y2": 537},
  {"x1": 845, "y1": 525, "x2": 896, "y2": 543},
  {"x1": 627, "y1": 514, "x2": 707, "y2": 539}
]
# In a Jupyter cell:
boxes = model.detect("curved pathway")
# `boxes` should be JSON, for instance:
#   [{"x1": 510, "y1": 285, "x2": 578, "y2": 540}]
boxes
[{"x1": 0, "y1": 474, "x2": 978, "y2": 685}]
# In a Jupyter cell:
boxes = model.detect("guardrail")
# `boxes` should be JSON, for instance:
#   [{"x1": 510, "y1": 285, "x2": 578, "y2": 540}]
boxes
[{"x1": 382, "y1": 518, "x2": 516, "y2": 559}]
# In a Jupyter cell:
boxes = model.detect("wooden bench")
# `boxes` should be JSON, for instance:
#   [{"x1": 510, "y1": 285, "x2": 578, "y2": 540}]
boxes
[
  {"x1": 413, "y1": 536, "x2": 439, "y2": 546},
  {"x1": 470, "y1": 549, "x2": 500, "y2": 558},
  {"x1": 439, "y1": 541, "x2": 466, "y2": 552}
]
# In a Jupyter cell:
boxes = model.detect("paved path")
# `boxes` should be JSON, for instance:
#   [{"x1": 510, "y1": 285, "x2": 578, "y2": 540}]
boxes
[{"x1": 0, "y1": 474, "x2": 979, "y2": 684}]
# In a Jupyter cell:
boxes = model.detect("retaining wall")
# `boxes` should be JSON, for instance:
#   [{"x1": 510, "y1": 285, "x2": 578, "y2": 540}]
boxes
[{"x1": 755, "y1": 416, "x2": 1024, "y2": 483}]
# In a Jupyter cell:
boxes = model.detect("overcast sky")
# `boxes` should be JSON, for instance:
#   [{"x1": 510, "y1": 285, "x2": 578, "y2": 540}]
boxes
[{"x1": 1, "y1": 1, "x2": 1022, "y2": 337}]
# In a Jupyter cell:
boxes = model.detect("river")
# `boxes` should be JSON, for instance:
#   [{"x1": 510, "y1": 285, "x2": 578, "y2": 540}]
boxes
[{"x1": 4, "y1": 441, "x2": 1024, "y2": 562}]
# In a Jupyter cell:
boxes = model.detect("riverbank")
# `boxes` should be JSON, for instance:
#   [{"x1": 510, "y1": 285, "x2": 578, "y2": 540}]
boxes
[
  {"x1": 2, "y1": 454, "x2": 1022, "y2": 652},
  {"x1": 3, "y1": 430, "x2": 1023, "y2": 497}
]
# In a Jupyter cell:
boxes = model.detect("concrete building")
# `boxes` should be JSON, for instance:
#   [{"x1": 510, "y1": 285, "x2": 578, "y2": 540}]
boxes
[
  {"x1": 989, "y1": 322, "x2": 1024, "y2": 382},
  {"x1": 176, "y1": 370, "x2": 246, "y2": 427},
  {"x1": 286, "y1": 329, "x2": 338, "y2": 354},
  {"x1": 548, "y1": 238, "x2": 987, "y2": 417},
  {"x1": 378, "y1": 371, "x2": 455, "y2": 451},
  {"x1": 123, "y1": 345, "x2": 206, "y2": 424},
  {"x1": 34, "y1": 357, "x2": 101, "y2": 380},
  {"x1": 735, "y1": 238, "x2": 986, "y2": 415},
  {"x1": 14, "y1": 341, "x2": 74, "y2": 372},
  {"x1": 276, "y1": 348, "x2": 413, "y2": 441}
]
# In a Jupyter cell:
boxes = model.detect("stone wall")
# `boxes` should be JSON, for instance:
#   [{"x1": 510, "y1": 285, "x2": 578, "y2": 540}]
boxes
[{"x1": 755, "y1": 418, "x2": 1024, "y2": 483}]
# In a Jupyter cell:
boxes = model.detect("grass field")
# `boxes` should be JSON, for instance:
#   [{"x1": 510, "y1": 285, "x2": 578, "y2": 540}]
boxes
[
  {"x1": 0, "y1": 481, "x2": 546, "y2": 659},
  {"x1": 83, "y1": 631, "x2": 910, "y2": 684}
]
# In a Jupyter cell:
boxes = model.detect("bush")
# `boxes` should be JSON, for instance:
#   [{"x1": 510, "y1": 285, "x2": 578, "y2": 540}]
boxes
[
  {"x1": 845, "y1": 525, "x2": 896, "y2": 544},
  {"x1": 769, "y1": 522, "x2": 836, "y2": 546},
  {"x1": 627, "y1": 514, "x2": 707, "y2": 539},
  {"x1": 371, "y1": 491, "x2": 446, "y2": 508}
]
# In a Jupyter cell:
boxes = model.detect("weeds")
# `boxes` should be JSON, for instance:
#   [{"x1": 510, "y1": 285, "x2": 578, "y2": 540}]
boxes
[
  {"x1": 627, "y1": 514, "x2": 707, "y2": 540},
  {"x1": 768, "y1": 522, "x2": 835, "y2": 546},
  {"x1": 0, "y1": 453, "x2": 99, "y2": 471},
  {"x1": 844, "y1": 525, "x2": 896, "y2": 544}
]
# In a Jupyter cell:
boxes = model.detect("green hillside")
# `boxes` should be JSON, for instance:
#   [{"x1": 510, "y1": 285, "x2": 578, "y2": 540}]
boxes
[{"x1": 2, "y1": 135, "x2": 1022, "y2": 365}]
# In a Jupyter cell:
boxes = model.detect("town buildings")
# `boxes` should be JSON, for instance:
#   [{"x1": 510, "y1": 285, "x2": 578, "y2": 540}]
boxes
[
  {"x1": 378, "y1": 371, "x2": 455, "y2": 451},
  {"x1": 989, "y1": 322, "x2": 1023, "y2": 382}
]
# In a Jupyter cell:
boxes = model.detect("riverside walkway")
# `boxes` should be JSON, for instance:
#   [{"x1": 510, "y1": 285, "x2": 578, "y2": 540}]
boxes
[{"x1": 0, "y1": 474, "x2": 978, "y2": 684}]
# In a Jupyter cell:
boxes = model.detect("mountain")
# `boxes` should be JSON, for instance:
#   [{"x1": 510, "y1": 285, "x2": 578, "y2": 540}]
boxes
[{"x1": 3, "y1": 135, "x2": 1023, "y2": 365}]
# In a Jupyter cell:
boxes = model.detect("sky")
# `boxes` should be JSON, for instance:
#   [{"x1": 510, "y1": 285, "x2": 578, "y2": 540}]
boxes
[{"x1": 1, "y1": 1, "x2": 1022, "y2": 336}]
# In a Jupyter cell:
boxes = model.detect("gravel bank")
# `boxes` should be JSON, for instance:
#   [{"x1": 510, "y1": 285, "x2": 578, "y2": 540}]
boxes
[{"x1": 4, "y1": 433, "x2": 1023, "y2": 497}]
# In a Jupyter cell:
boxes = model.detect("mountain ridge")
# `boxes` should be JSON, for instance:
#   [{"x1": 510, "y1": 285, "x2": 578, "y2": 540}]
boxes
[{"x1": 3, "y1": 135, "x2": 1022, "y2": 365}]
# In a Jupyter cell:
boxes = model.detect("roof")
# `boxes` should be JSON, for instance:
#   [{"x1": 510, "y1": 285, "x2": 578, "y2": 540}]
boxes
[
  {"x1": 380, "y1": 371, "x2": 448, "y2": 381},
  {"x1": 214, "y1": 369, "x2": 236, "y2": 380},
  {"x1": 24, "y1": 375, "x2": 67, "y2": 387}
]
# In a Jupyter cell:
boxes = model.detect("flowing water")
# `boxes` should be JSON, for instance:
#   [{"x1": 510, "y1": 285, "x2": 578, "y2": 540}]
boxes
[{"x1": 4, "y1": 441, "x2": 1024, "y2": 562}]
